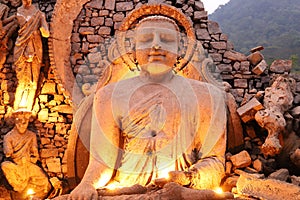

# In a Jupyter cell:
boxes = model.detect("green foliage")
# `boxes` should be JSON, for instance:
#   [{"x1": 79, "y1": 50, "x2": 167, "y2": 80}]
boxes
[{"x1": 209, "y1": 0, "x2": 300, "y2": 71}]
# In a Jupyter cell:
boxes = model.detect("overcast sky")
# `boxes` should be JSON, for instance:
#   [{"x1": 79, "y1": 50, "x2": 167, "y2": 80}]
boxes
[{"x1": 201, "y1": 0, "x2": 230, "y2": 14}]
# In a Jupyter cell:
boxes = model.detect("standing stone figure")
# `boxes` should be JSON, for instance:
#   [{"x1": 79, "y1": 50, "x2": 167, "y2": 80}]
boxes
[
  {"x1": 1, "y1": 109, "x2": 51, "y2": 199},
  {"x1": 13, "y1": 0, "x2": 49, "y2": 111},
  {"x1": 0, "y1": 2, "x2": 17, "y2": 67},
  {"x1": 69, "y1": 14, "x2": 227, "y2": 199}
]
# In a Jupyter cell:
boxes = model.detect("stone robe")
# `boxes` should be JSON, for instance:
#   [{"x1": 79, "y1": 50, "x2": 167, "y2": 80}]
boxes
[
  {"x1": 1, "y1": 128, "x2": 50, "y2": 195},
  {"x1": 91, "y1": 75, "x2": 227, "y2": 189}
]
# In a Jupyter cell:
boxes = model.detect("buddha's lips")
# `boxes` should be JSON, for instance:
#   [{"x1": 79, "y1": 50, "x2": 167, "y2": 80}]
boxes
[{"x1": 149, "y1": 55, "x2": 165, "y2": 62}]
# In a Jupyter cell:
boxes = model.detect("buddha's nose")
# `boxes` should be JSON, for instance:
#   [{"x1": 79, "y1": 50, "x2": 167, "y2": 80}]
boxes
[{"x1": 151, "y1": 34, "x2": 162, "y2": 50}]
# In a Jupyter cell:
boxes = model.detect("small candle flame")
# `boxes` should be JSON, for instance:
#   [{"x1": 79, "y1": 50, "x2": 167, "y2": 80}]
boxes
[{"x1": 214, "y1": 187, "x2": 223, "y2": 194}]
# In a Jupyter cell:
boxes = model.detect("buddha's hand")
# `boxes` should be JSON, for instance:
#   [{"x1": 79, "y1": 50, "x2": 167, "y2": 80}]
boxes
[
  {"x1": 168, "y1": 171, "x2": 192, "y2": 186},
  {"x1": 68, "y1": 182, "x2": 98, "y2": 200}
]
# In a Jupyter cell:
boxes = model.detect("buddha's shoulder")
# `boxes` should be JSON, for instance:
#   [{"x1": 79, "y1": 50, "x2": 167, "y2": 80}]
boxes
[{"x1": 96, "y1": 77, "x2": 140, "y2": 97}]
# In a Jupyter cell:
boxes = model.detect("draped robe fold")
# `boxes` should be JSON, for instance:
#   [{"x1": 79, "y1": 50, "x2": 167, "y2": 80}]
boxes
[{"x1": 91, "y1": 75, "x2": 227, "y2": 189}]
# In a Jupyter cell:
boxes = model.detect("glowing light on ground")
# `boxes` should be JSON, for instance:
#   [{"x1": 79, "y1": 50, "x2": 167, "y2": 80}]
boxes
[{"x1": 214, "y1": 187, "x2": 223, "y2": 194}]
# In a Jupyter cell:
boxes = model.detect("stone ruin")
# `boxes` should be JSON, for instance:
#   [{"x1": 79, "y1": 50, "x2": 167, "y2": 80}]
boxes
[{"x1": 0, "y1": 0, "x2": 300, "y2": 199}]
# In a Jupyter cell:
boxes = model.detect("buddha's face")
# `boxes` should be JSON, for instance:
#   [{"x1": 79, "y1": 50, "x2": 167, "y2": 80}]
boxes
[
  {"x1": 22, "y1": 0, "x2": 32, "y2": 8},
  {"x1": 135, "y1": 19, "x2": 179, "y2": 75},
  {"x1": 14, "y1": 112, "x2": 30, "y2": 134}
]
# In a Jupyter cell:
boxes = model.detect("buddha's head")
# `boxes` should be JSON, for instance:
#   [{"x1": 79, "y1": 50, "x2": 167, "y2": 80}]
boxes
[
  {"x1": 22, "y1": 0, "x2": 32, "y2": 8},
  {"x1": 135, "y1": 16, "x2": 180, "y2": 76},
  {"x1": 13, "y1": 108, "x2": 31, "y2": 134}
]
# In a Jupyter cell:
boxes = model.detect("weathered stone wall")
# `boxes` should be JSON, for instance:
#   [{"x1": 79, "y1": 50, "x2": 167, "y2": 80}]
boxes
[
  {"x1": 0, "y1": 0, "x2": 300, "y2": 194},
  {"x1": 0, "y1": 0, "x2": 72, "y2": 182}
]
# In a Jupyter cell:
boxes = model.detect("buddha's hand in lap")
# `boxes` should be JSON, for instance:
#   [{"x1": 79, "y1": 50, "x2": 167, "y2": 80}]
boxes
[
  {"x1": 68, "y1": 182, "x2": 98, "y2": 200},
  {"x1": 167, "y1": 171, "x2": 192, "y2": 186}
]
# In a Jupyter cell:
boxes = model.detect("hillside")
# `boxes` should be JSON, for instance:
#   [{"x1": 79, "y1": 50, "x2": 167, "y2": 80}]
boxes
[{"x1": 209, "y1": 0, "x2": 300, "y2": 71}]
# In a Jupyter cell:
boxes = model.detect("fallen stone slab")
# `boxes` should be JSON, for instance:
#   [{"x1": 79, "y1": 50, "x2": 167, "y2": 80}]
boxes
[
  {"x1": 237, "y1": 174, "x2": 300, "y2": 200},
  {"x1": 53, "y1": 182, "x2": 234, "y2": 200}
]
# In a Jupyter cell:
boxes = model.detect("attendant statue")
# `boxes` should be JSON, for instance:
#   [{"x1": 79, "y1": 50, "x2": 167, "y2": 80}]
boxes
[
  {"x1": 13, "y1": 0, "x2": 49, "y2": 111},
  {"x1": 69, "y1": 14, "x2": 227, "y2": 200},
  {"x1": 1, "y1": 109, "x2": 51, "y2": 199},
  {"x1": 0, "y1": 1, "x2": 17, "y2": 67}
]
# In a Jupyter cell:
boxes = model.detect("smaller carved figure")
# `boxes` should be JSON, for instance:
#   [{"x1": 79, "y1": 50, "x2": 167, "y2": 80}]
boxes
[
  {"x1": 255, "y1": 75, "x2": 296, "y2": 156},
  {"x1": 13, "y1": 0, "x2": 49, "y2": 111},
  {"x1": 1, "y1": 109, "x2": 51, "y2": 199}
]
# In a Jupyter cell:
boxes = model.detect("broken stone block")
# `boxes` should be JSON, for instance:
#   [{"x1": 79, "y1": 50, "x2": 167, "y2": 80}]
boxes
[
  {"x1": 240, "y1": 61, "x2": 250, "y2": 72},
  {"x1": 113, "y1": 13, "x2": 125, "y2": 22},
  {"x1": 98, "y1": 26, "x2": 111, "y2": 35},
  {"x1": 210, "y1": 42, "x2": 227, "y2": 50},
  {"x1": 41, "y1": 82, "x2": 56, "y2": 95},
  {"x1": 252, "y1": 60, "x2": 268, "y2": 75},
  {"x1": 237, "y1": 175, "x2": 300, "y2": 200},
  {"x1": 252, "y1": 159, "x2": 263, "y2": 172},
  {"x1": 40, "y1": 149, "x2": 59, "y2": 158},
  {"x1": 40, "y1": 137, "x2": 51, "y2": 145},
  {"x1": 224, "y1": 50, "x2": 247, "y2": 62},
  {"x1": 270, "y1": 59, "x2": 292, "y2": 73},
  {"x1": 225, "y1": 161, "x2": 233, "y2": 175},
  {"x1": 46, "y1": 158, "x2": 62, "y2": 173},
  {"x1": 116, "y1": 2, "x2": 133, "y2": 11},
  {"x1": 230, "y1": 150, "x2": 252, "y2": 168},
  {"x1": 233, "y1": 62, "x2": 240, "y2": 71},
  {"x1": 87, "y1": 35, "x2": 104, "y2": 43},
  {"x1": 104, "y1": 0, "x2": 115, "y2": 10},
  {"x1": 216, "y1": 64, "x2": 232, "y2": 72},
  {"x1": 194, "y1": 0, "x2": 204, "y2": 11},
  {"x1": 39, "y1": 95, "x2": 48, "y2": 103},
  {"x1": 90, "y1": 17, "x2": 104, "y2": 26},
  {"x1": 193, "y1": 11, "x2": 207, "y2": 20},
  {"x1": 291, "y1": 175, "x2": 300, "y2": 186},
  {"x1": 207, "y1": 21, "x2": 222, "y2": 34},
  {"x1": 51, "y1": 105, "x2": 73, "y2": 114},
  {"x1": 195, "y1": 28, "x2": 211, "y2": 40},
  {"x1": 78, "y1": 27, "x2": 94, "y2": 35},
  {"x1": 234, "y1": 79, "x2": 248, "y2": 88},
  {"x1": 88, "y1": 52, "x2": 102, "y2": 64},
  {"x1": 38, "y1": 108, "x2": 49, "y2": 122},
  {"x1": 237, "y1": 98, "x2": 264, "y2": 122},
  {"x1": 268, "y1": 168, "x2": 289, "y2": 182},
  {"x1": 48, "y1": 116, "x2": 58, "y2": 123},
  {"x1": 247, "y1": 51, "x2": 264, "y2": 66},
  {"x1": 250, "y1": 46, "x2": 264, "y2": 53}
]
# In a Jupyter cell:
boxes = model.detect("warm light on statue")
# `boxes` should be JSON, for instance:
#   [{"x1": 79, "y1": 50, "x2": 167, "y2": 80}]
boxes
[
  {"x1": 19, "y1": 90, "x2": 28, "y2": 109},
  {"x1": 214, "y1": 187, "x2": 223, "y2": 195},
  {"x1": 27, "y1": 188, "x2": 35, "y2": 199},
  {"x1": 93, "y1": 170, "x2": 114, "y2": 189},
  {"x1": 105, "y1": 183, "x2": 123, "y2": 191}
]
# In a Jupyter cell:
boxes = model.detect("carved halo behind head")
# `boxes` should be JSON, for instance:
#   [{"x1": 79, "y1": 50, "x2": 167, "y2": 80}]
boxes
[{"x1": 116, "y1": 3, "x2": 196, "y2": 73}]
